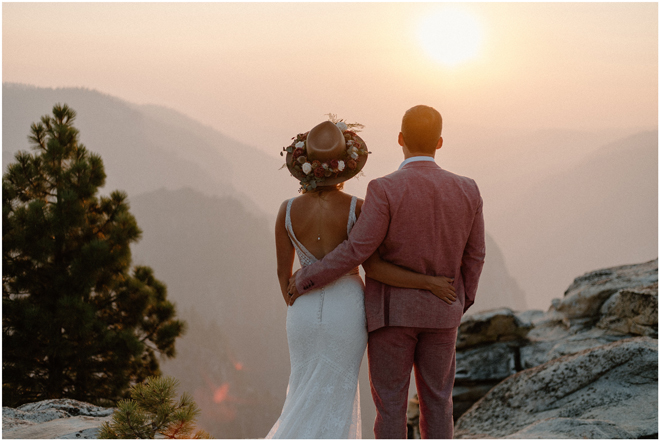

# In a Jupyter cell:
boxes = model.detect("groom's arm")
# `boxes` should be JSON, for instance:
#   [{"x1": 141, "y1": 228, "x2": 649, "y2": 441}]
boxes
[
  {"x1": 461, "y1": 188, "x2": 486, "y2": 313},
  {"x1": 294, "y1": 179, "x2": 391, "y2": 295}
]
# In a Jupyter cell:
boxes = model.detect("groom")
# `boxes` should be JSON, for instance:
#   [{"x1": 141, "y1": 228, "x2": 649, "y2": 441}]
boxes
[{"x1": 289, "y1": 105, "x2": 485, "y2": 439}]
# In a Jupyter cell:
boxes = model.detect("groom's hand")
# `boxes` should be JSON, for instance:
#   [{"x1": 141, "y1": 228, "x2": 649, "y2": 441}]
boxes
[
  {"x1": 287, "y1": 270, "x2": 301, "y2": 306},
  {"x1": 426, "y1": 276, "x2": 456, "y2": 305}
]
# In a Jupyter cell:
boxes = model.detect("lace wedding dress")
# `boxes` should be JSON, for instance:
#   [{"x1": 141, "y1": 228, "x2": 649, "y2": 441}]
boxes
[{"x1": 266, "y1": 196, "x2": 368, "y2": 439}]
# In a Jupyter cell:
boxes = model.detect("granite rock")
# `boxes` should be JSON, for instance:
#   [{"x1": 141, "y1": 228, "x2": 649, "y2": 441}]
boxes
[
  {"x1": 456, "y1": 342, "x2": 518, "y2": 382},
  {"x1": 557, "y1": 258, "x2": 658, "y2": 320},
  {"x1": 597, "y1": 285, "x2": 658, "y2": 337},
  {"x1": 456, "y1": 308, "x2": 532, "y2": 350},
  {"x1": 454, "y1": 337, "x2": 658, "y2": 439},
  {"x1": 2, "y1": 399, "x2": 114, "y2": 439}
]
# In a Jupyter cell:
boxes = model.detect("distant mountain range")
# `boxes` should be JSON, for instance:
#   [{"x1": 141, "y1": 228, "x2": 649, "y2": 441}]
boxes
[
  {"x1": 491, "y1": 130, "x2": 658, "y2": 307},
  {"x1": 2, "y1": 83, "x2": 297, "y2": 216}
]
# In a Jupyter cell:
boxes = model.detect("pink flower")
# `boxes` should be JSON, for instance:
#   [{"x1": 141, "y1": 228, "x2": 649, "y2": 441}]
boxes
[{"x1": 347, "y1": 159, "x2": 357, "y2": 170}]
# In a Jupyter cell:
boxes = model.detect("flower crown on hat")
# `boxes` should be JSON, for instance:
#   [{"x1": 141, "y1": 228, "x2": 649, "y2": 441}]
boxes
[{"x1": 281, "y1": 114, "x2": 369, "y2": 192}]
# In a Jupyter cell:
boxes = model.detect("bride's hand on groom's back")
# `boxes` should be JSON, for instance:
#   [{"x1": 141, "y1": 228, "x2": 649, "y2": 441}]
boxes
[
  {"x1": 287, "y1": 270, "x2": 301, "y2": 306},
  {"x1": 425, "y1": 276, "x2": 456, "y2": 305}
]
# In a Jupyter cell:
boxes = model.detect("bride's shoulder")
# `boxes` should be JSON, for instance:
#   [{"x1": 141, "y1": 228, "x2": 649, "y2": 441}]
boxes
[
  {"x1": 277, "y1": 197, "x2": 295, "y2": 219},
  {"x1": 342, "y1": 193, "x2": 364, "y2": 217}
]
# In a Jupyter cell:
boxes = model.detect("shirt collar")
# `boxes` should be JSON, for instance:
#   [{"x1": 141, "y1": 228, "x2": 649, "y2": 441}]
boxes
[{"x1": 398, "y1": 156, "x2": 436, "y2": 170}]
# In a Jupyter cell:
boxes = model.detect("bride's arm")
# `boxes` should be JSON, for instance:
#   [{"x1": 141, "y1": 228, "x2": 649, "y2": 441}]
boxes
[
  {"x1": 362, "y1": 252, "x2": 456, "y2": 305},
  {"x1": 275, "y1": 200, "x2": 296, "y2": 306},
  {"x1": 353, "y1": 198, "x2": 456, "y2": 304}
]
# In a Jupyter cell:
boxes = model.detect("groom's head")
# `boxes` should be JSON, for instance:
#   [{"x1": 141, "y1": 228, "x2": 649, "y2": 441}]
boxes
[{"x1": 399, "y1": 105, "x2": 443, "y2": 155}]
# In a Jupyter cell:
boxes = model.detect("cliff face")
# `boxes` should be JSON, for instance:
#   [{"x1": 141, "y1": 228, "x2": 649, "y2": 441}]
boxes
[{"x1": 446, "y1": 258, "x2": 657, "y2": 438}]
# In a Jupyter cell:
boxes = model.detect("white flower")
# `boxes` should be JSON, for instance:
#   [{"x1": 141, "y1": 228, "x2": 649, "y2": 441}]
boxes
[
  {"x1": 336, "y1": 121, "x2": 348, "y2": 132},
  {"x1": 322, "y1": 163, "x2": 329, "y2": 170},
  {"x1": 295, "y1": 141, "x2": 305, "y2": 149},
  {"x1": 302, "y1": 162, "x2": 312, "y2": 175},
  {"x1": 350, "y1": 152, "x2": 359, "y2": 160},
  {"x1": 338, "y1": 160, "x2": 345, "y2": 171}
]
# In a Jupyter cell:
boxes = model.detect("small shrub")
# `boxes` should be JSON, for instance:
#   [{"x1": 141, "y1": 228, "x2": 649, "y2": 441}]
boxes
[{"x1": 98, "y1": 376, "x2": 210, "y2": 439}]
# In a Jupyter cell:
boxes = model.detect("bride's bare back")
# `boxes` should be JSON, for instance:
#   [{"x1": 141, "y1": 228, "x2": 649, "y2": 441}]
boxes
[
  {"x1": 289, "y1": 190, "x2": 362, "y2": 261},
  {"x1": 275, "y1": 187, "x2": 455, "y2": 307}
]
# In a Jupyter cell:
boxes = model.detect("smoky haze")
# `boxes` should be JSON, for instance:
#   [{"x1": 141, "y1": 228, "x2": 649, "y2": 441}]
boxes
[{"x1": 2, "y1": 83, "x2": 656, "y2": 437}]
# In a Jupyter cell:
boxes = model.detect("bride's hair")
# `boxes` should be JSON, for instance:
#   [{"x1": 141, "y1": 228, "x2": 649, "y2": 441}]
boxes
[
  {"x1": 401, "y1": 105, "x2": 442, "y2": 153},
  {"x1": 302, "y1": 183, "x2": 344, "y2": 195}
]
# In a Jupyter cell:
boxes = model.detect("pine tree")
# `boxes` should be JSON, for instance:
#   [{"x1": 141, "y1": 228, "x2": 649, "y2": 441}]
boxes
[
  {"x1": 98, "y1": 376, "x2": 210, "y2": 439},
  {"x1": 2, "y1": 104, "x2": 185, "y2": 407}
]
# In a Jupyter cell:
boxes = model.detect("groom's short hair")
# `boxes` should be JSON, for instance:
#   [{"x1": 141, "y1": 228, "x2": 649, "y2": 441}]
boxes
[{"x1": 401, "y1": 105, "x2": 442, "y2": 153}]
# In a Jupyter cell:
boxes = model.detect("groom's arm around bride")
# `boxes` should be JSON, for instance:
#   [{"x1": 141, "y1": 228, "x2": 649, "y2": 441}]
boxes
[{"x1": 292, "y1": 105, "x2": 485, "y2": 438}]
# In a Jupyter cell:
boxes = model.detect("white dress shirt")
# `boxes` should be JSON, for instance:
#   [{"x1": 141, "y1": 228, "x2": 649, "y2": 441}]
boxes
[{"x1": 398, "y1": 156, "x2": 436, "y2": 170}]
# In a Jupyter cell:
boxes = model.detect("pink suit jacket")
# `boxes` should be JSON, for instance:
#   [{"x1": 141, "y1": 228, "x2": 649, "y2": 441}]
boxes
[{"x1": 295, "y1": 161, "x2": 485, "y2": 332}]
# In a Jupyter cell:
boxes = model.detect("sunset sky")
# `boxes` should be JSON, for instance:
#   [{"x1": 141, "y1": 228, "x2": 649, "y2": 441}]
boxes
[{"x1": 4, "y1": 2, "x2": 657, "y2": 166}]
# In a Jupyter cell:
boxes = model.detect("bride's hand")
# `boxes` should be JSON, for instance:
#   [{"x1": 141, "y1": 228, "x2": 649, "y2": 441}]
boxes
[
  {"x1": 287, "y1": 270, "x2": 301, "y2": 306},
  {"x1": 425, "y1": 276, "x2": 456, "y2": 305}
]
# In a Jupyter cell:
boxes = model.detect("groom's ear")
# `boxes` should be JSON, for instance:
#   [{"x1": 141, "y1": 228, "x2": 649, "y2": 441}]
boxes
[
  {"x1": 398, "y1": 132, "x2": 405, "y2": 147},
  {"x1": 436, "y1": 137, "x2": 444, "y2": 151}
]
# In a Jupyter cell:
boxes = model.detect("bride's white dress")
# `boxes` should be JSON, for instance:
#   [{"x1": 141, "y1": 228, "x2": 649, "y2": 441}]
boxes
[{"x1": 267, "y1": 196, "x2": 368, "y2": 439}]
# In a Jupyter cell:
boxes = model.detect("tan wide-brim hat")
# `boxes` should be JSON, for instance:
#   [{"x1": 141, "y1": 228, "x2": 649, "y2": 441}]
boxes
[{"x1": 285, "y1": 121, "x2": 368, "y2": 188}]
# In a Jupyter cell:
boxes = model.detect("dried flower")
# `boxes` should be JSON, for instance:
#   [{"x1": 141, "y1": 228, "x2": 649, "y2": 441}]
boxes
[
  {"x1": 338, "y1": 160, "x2": 345, "y2": 171},
  {"x1": 347, "y1": 159, "x2": 357, "y2": 170},
  {"x1": 297, "y1": 155, "x2": 307, "y2": 164},
  {"x1": 302, "y1": 163, "x2": 313, "y2": 175},
  {"x1": 314, "y1": 167, "x2": 325, "y2": 178}
]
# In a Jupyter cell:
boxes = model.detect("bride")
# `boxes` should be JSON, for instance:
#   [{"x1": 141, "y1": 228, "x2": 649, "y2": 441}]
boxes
[{"x1": 267, "y1": 118, "x2": 456, "y2": 439}]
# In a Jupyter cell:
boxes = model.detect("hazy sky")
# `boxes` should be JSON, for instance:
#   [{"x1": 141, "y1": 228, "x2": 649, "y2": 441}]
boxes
[{"x1": 3, "y1": 2, "x2": 657, "y2": 165}]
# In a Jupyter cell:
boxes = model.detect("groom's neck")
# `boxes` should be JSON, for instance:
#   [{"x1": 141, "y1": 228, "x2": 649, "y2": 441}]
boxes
[{"x1": 404, "y1": 151, "x2": 435, "y2": 160}]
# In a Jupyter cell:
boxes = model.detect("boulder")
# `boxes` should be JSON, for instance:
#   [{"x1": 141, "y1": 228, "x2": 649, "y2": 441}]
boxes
[
  {"x1": 456, "y1": 308, "x2": 532, "y2": 350},
  {"x1": 14, "y1": 399, "x2": 114, "y2": 417},
  {"x1": 597, "y1": 285, "x2": 658, "y2": 337},
  {"x1": 456, "y1": 342, "x2": 518, "y2": 381},
  {"x1": 557, "y1": 258, "x2": 658, "y2": 319},
  {"x1": 521, "y1": 327, "x2": 632, "y2": 370},
  {"x1": 3, "y1": 415, "x2": 114, "y2": 439},
  {"x1": 454, "y1": 337, "x2": 658, "y2": 439},
  {"x1": 2, "y1": 399, "x2": 114, "y2": 439}
]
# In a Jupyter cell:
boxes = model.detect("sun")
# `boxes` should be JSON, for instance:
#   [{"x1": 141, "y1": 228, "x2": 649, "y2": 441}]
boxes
[{"x1": 417, "y1": 8, "x2": 483, "y2": 67}]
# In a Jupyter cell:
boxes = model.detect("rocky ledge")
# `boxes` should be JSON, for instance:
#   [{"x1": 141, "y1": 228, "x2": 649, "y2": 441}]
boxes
[
  {"x1": 448, "y1": 258, "x2": 658, "y2": 439},
  {"x1": 2, "y1": 399, "x2": 114, "y2": 439}
]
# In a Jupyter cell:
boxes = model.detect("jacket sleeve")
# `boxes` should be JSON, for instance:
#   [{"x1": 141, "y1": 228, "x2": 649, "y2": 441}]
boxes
[
  {"x1": 295, "y1": 179, "x2": 391, "y2": 294},
  {"x1": 461, "y1": 186, "x2": 486, "y2": 312}
]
